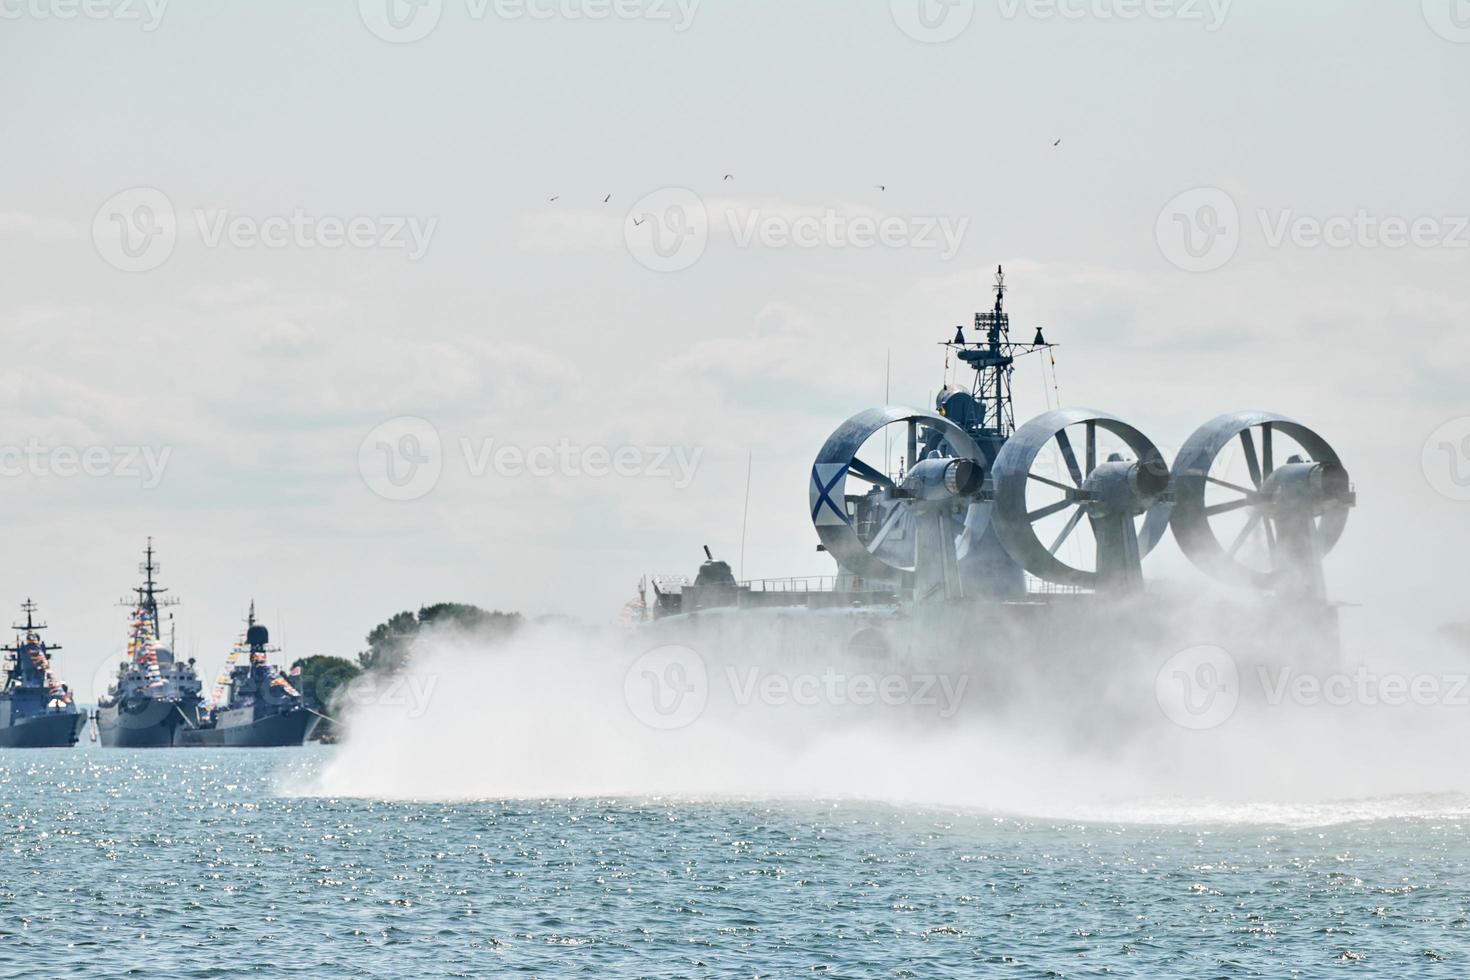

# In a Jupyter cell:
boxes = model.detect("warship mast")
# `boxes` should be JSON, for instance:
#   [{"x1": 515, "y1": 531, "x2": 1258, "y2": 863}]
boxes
[
  {"x1": 126, "y1": 537, "x2": 179, "y2": 643},
  {"x1": 941, "y1": 265, "x2": 1054, "y2": 461},
  {"x1": 2, "y1": 599, "x2": 57, "y2": 692}
]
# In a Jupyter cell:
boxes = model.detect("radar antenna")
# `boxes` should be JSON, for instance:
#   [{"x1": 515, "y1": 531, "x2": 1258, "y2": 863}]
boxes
[
  {"x1": 940, "y1": 265, "x2": 1055, "y2": 460},
  {"x1": 13, "y1": 598, "x2": 50, "y2": 638},
  {"x1": 119, "y1": 537, "x2": 180, "y2": 640}
]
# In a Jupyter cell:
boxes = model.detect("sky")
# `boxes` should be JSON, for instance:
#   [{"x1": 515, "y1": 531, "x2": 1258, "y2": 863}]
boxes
[{"x1": 1, "y1": 0, "x2": 1467, "y2": 695}]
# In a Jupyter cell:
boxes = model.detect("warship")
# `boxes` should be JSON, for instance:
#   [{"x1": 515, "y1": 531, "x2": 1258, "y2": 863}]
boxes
[
  {"x1": 94, "y1": 540, "x2": 205, "y2": 747},
  {"x1": 638, "y1": 267, "x2": 1354, "y2": 688},
  {"x1": 0, "y1": 600, "x2": 87, "y2": 748},
  {"x1": 182, "y1": 603, "x2": 319, "y2": 747}
]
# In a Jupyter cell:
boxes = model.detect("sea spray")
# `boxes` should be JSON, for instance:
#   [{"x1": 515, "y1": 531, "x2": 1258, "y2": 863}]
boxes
[{"x1": 304, "y1": 600, "x2": 1470, "y2": 821}]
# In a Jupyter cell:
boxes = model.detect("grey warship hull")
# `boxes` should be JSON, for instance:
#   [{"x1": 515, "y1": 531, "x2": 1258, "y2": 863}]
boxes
[
  {"x1": 181, "y1": 706, "x2": 319, "y2": 747},
  {"x1": 95, "y1": 697, "x2": 200, "y2": 748},
  {"x1": 0, "y1": 710, "x2": 87, "y2": 748}
]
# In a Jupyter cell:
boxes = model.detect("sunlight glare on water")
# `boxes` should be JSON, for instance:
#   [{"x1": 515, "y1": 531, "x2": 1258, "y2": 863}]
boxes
[{"x1": 2, "y1": 749, "x2": 1469, "y2": 977}]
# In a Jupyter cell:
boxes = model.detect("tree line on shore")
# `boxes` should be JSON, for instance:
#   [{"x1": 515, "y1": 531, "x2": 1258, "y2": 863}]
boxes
[{"x1": 290, "y1": 602, "x2": 522, "y2": 736}]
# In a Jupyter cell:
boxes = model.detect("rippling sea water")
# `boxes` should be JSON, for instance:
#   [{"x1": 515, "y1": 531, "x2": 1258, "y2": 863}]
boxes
[{"x1": 3, "y1": 748, "x2": 1469, "y2": 978}]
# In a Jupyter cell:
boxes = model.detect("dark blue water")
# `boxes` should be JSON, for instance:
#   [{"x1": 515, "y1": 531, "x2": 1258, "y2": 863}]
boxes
[{"x1": 2, "y1": 749, "x2": 1469, "y2": 978}]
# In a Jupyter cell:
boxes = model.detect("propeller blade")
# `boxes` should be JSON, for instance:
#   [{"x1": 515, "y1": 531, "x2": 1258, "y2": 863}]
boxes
[
  {"x1": 1205, "y1": 498, "x2": 1253, "y2": 517},
  {"x1": 1206, "y1": 475, "x2": 1257, "y2": 497},
  {"x1": 1240, "y1": 430, "x2": 1262, "y2": 488},
  {"x1": 1028, "y1": 473, "x2": 1075, "y2": 493},
  {"x1": 868, "y1": 504, "x2": 907, "y2": 550},
  {"x1": 1261, "y1": 423, "x2": 1274, "y2": 477},
  {"x1": 1085, "y1": 420, "x2": 1096, "y2": 476},
  {"x1": 1049, "y1": 507, "x2": 1086, "y2": 554},
  {"x1": 1056, "y1": 430, "x2": 1084, "y2": 487},
  {"x1": 1029, "y1": 499, "x2": 1075, "y2": 522},
  {"x1": 1227, "y1": 513, "x2": 1262, "y2": 558},
  {"x1": 847, "y1": 457, "x2": 896, "y2": 490}
]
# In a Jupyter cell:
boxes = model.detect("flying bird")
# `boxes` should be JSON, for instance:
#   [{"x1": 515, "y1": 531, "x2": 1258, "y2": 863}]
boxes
[
  {"x1": 1053, "y1": 139, "x2": 1062, "y2": 147},
  {"x1": 604, "y1": 194, "x2": 611, "y2": 203},
  {"x1": 723, "y1": 174, "x2": 734, "y2": 181},
  {"x1": 632, "y1": 216, "x2": 647, "y2": 227},
  {"x1": 875, "y1": 184, "x2": 886, "y2": 192},
  {"x1": 548, "y1": 195, "x2": 560, "y2": 202}
]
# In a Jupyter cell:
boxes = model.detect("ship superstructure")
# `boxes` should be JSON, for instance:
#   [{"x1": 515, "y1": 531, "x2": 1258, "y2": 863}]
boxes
[
  {"x1": 95, "y1": 539, "x2": 204, "y2": 747},
  {"x1": 182, "y1": 602, "x2": 318, "y2": 747},
  {"x1": 0, "y1": 600, "x2": 86, "y2": 748},
  {"x1": 646, "y1": 266, "x2": 1356, "y2": 662}
]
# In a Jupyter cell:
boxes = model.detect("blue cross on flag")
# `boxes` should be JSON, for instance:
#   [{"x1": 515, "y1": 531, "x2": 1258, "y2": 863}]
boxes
[{"x1": 810, "y1": 463, "x2": 851, "y2": 526}]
